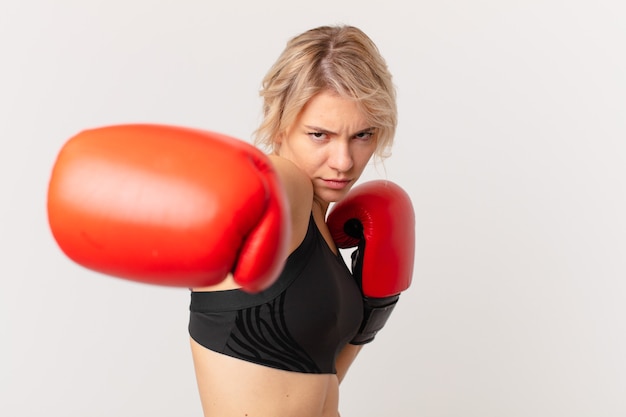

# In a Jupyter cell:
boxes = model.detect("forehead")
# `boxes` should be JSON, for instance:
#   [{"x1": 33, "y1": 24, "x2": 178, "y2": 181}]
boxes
[{"x1": 298, "y1": 90, "x2": 371, "y2": 130}]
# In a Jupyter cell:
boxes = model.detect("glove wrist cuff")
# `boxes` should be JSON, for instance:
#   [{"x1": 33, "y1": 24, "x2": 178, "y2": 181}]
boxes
[{"x1": 350, "y1": 294, "x2": 399, "y2": 345}]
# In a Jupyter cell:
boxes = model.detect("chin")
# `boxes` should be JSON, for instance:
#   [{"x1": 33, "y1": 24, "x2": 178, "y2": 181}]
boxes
[{"x1": 322, "y1": 189, "x2": 350, "y2": 205}]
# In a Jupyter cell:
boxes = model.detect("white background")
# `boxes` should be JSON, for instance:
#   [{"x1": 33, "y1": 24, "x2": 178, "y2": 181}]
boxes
[{"x1": 2, "y1": 1, "x2": 625, "y2": 416}]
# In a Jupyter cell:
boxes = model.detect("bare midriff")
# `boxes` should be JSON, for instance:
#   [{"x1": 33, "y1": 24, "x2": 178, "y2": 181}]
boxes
[{"x1": 190, "y1": 338, "x2": 341, "y2": 417}]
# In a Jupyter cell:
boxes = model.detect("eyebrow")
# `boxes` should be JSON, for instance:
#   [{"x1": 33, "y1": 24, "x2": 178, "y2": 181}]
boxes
[{"x1": 304, "y1": 125, "x2": 377, "y2": 136}]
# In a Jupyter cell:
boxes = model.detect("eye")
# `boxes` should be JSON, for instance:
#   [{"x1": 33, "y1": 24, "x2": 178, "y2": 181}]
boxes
[
  {"x1": 307, "y1": 131, "x2": 328, "y2": 141},
  {"x1": 353, "y1": 130, "x2": 375, "y2": 141}
]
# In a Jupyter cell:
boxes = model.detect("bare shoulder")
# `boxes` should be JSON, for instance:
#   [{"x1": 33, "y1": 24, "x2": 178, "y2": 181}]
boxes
[
  {"x1": 268, "y1": 154, "x2": 313, "y2": 208},
  {"x1": 268, "y1": 155, "x2": 313, "y2": 252}
]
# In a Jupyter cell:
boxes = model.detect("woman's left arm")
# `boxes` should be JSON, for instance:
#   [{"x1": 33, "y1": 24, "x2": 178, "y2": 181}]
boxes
[{"x1": 335, "y1": 344, "x2": 363, "y2": 384}]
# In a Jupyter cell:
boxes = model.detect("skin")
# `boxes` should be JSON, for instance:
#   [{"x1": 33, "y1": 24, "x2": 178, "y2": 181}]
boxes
[{"x1": 191, "y1": 90, "x2": 378, "y2": 417}]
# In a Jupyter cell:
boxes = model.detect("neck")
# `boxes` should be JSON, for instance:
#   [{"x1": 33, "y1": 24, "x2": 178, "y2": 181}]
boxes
[{"x1": 313, "y1": 197, "x2": 330, "y2": 217}]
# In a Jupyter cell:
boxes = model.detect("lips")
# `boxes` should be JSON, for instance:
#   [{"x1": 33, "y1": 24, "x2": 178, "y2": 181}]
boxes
[{"x1": 322, "y1": 178, "x2": 352, "y2": 190}]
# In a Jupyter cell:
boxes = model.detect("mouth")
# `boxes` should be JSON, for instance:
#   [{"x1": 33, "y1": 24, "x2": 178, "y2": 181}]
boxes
[{"x1": 321, "y1": 178, "x2": 353, "y2": 190}]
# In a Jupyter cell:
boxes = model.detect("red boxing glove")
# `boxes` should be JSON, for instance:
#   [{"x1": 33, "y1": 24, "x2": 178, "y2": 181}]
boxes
[
  {"x1": 47, "y1": 124, "x2": 291, "y2": 292},
  {"x1": 327, "y1": 180, "x2": 415, "y2": 344}
]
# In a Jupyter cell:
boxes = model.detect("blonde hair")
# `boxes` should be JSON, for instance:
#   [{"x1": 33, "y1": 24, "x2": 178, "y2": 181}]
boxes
[{"x1": 254, "y1": 25, "x2": 397, "y2": 159}]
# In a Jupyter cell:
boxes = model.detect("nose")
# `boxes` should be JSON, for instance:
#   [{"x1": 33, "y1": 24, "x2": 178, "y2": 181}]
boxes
[{"x1": 328, "y1": 140, "x2": 354, "y2": 173}]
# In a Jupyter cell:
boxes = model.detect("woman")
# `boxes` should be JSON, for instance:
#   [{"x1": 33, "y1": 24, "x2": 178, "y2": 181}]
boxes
[{"x1": 189, "y1": 25, "x2": 398, "y2": 417}]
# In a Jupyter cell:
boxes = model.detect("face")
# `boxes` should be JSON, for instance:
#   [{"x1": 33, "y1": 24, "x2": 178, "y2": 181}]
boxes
[{"x1": 276, "y1": 90, "x2": 377, "y2": 208}]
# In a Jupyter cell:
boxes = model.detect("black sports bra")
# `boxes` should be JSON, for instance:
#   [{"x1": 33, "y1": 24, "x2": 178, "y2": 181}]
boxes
[{"x1": 188, "y1": 214, "x2": 363, "y2": 374}]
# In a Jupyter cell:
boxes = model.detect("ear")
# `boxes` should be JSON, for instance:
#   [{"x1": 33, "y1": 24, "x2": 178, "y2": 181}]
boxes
[
  {"x1": 271, "y1": 131, "x2": 285, "y2": 153},
  {"x1": 276, "y1": 129, "x2": 287, "y2": 143}
]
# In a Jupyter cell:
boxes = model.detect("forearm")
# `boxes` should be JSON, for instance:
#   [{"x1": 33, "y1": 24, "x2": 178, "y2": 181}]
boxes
[{"x1": 335, "y1": 343, "x2": 363, "y2": 384}]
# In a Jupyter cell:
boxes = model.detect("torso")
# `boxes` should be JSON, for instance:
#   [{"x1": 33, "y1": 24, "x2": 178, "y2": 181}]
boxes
[
  {"x1": 190, "y1": 340, "x2": 341, "y2": 417},
  {"x1": 189, "y1": 208, "x2": 362, "y2": 417}
]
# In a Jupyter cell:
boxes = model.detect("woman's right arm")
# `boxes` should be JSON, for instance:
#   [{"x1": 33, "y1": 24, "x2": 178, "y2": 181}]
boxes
[
  {"x1": 267, "y1": 154, "x2": 314, "y2": 254},
  {"x1": 193, "y1": 154, "x2": 312, "y2": 293},
  {"x1": 47, "y1": 125, "x2": 294, "y2": 292}
]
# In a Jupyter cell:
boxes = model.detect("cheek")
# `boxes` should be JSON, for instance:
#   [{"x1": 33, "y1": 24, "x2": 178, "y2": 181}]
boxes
[
  {"x1": 354, "y1": 146, "x2": 376, "y2": 167},
  {"x1": 285, "y1": 144, "x2": 324, "y2": 176},
  {"x1": 299, "y1": 153, "x2": 326, "y2": 175}
]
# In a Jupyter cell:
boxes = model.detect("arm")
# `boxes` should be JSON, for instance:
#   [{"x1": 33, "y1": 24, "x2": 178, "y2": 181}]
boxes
[
  {"x1": 47, "y1": 124, "x2": 292, "y2": 292},
  {"x1": 267, "y1": 155, "x2": 314, "y2": 253},
  {"x1": 335, "y1": 343, "x2": 363, "y2": 384},
  {"x1": 328, "y1": 180, "x2": 415, "y2": 344}
]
